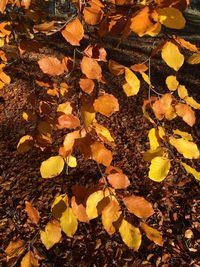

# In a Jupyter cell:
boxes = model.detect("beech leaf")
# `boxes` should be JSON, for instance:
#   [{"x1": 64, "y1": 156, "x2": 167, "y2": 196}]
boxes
[
  {"x1": 21, "y1": 251, "x2": 38, "y2": 267},
  {"x1": 40, "y1": 220, "x2": 61, "y2": 250},
  {"x1": 60, "y1": 207, "x2": 78, "y2": 237},
  {"x1": 181, "y1": 162, "x2": 200, "y2": 181},
  {"x1": 107, "y1": 173, "x2": 130, "y2": 189},
  {"x1": 123, "y1": 68, "x2": 140, "y2": 96},
  {"x1": 93, "y1": 93, "x2": 119, "y2": 117},
  {"x1": 140, "y1": 222, "x2": 163, "y2": 246},
  {"x1": 157, "y1": 7, "x2": 186, "y2": 29},
  {"x1": 148, "y1": 156, "x2": 170, "y2": 182},
  {"x1": 61, "y1": 19, "x2": 84, "y2": 46},
  {"x1": 25, "y1": 201, "x2": 40, "y2": 225},
  {"x1": 40, "y1": 156, "x2": 65, "y2": 179}
]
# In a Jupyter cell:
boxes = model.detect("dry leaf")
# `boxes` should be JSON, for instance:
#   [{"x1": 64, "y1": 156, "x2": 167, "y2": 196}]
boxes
[
  {"x1": 38, "y1": 56, "x2": 66, "y2": 76},
  {"x1": 61, "y1": 19, "x2": 84, "y2": 46},
  {"x1": 40, "y1": 220, "x2": 61, "y2": 249},
  {"x1": 93, "y1": 93, "x2": 119, "y2": 117},
  {"x1": 81, "y1": 56, "x2": 102, "y2": 80},
  {"x1": 90, "y1": 142, "x2": 112, "y2": 166},
  {"x1": 25, "y1": 201, "x2": 40, "y2": 225},
  {"x1": 107, "y1": 173, "x2": 130, "y2": 189}
]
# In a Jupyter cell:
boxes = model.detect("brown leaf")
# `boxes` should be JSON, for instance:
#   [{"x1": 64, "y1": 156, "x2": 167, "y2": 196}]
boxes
[
  {"x1": 107, "y1": 173, "x2": 130, "y2": 189},
  {"x1": 84, "y1": 44, "x2": 107, "y2": 61},
  {"x1": 57, "y1": 114, "x2": 80, "y2": 129},
  {"x1": 38, "y1": 56, "x2": 66, "y2": 76},
  {"x1": 108, "y1": 60, "x2": 125, "y2": 76},
  {"x1": 175, "y1": 103, "x2": 196, "y2": 126},
  {"x1": 140, "y1": 222, "x2": 163, "y2": 246},
  {"x1": 25, "y1": 201, "x2": 40, "y2": 225},
  {"x1": 123, "y1": 195, "x2": 154, "y2": 219},
  {"x1": 79, "y1": 78, "x2": 95, "y2": 94},
  {"x1": 81, "y1": 56, "x2": 102, "y2": 80},
  {"x1": 83, "y1": 1, "x2": 104, "y2": 25},
  {"x1": 61, "y1": 19, "x2": 84, "y2": 46},
  {"x1": 93, "y1": 93, "x2": 119, "y2": 117},
  {"x1": 33, "y1": 21, "x2": 56, "y2": 33},
  {"x1": 91, "y1": 142, "x2": 112, "y2": 166}
]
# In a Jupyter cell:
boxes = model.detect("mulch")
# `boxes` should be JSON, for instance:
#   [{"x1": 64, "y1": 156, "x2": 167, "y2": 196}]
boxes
[{"x1": 0, "y1": 32, "x2": 200, "y2": 267}]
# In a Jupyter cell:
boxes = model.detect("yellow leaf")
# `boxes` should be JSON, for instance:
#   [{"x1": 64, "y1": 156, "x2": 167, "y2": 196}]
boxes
[
  {"x1": 80, "y1": 99, "x2": 96, "y2": 127},
  {"x1": 86, "y1": 190, "x2": 106, "y2": 220},
  {"x1": 181, "y1": 162, "x2": 200, "y2": 181},
  {"x1": 148, "y1": 128, "x2": 160, "y2": 150},
  {"x1": 140, "y1": 222, "x2": 163, "y2": 246},
  {"x1": 141, "y1": 72, "x2": 151, "y2": 85},
  {"x1": 148, "y1": 156, "x2": 170, "y2": 182},
  {"x1": 187, "y1": 53, "x2": 200, "y2": 65},
  {"x1": 166, "y1": 75, "x2": 179, "y2": 91},
  {"x1": 157, "y1": 7, "x2": 186, "y2": 29},
  {"x1": 119, "y1": 219, "x2": 141, "y2": 250},
  {"x1": 5, "y1": 239, "x2": 25, "y2": 262},
  {"x1": 94, "y1": 122, "x2": 114, "y2": 145},
  {"x1": 161, "y1": 41, "x2": 184, "y2": 71},
  {"x1": 40, "y1": 156, "x2": 65, "y2": 178},
  {"x1": 22, "y1": 111, "x2": 37, "y2": 122},
  {"x1": 17, "y1": 135, "x2": 34, "y2": 153},
  {"x1": 177, "y1": 85, "x2": 188, "y2": 99},
  {"x1": 185, "y1": 96, "x2": 200, "y2": 109},
  {"x1": 102, "y1": 200, "x2": 121, "y2": 235},
  {"x1": 173, "y1": 129, "x2": 193, "y2": 141},
  {"x1": 57, "y1": 102, "x2": 73, "y2": 114},
  {"x1": 40, "y1": 220, "x2": 61, "y2": 250},
  {"x1": 60, "y1": 207, "x2": 78, "y2": 238},
  {"x1": 169, "y1": 137, "x2": 199, "y2": 159},
  {"x1": 51, "y1": 194, "x2": 68, "y2": 219},
  {"x1": 67, "y1": 155, "x2": 77, "y2": 168},
  {"x1": 21, "y1": 251, "x2": 38, "y2": 267},
  {"x1": 123, "y1": 68, "x2": 140, "y2": 96},
  {"x1": 143, "y1": 147, "x2": 164, "y2": 162}
]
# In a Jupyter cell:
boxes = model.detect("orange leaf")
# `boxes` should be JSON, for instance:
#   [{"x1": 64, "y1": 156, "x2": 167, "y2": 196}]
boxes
[
  {"x1": 84, "y1": 44, "x2": 107, "y2": 61},
  {"x1": 61, "y1": 19, "x2": 84, "y2": 46},
  {"x1": 90, "y1": 142, "x2": 112, "y2": 166},
  {"x1": 108, "y1": 60, "x2": 125, "y2": 76},
  {"x1": 123, "y1": 195, "x2": 154, "y2": 219},
  {"x1": 83, "y1": 2, "x2": 104, "y2": 25},
  {"x1": 38, "y1": 56, "x2": 66, "y2": 76},
  {"x1": 33, "y1": 21, "x2": 56, "y2": 33},
  {"x1": 175, "y1": 103, "x2": 196, "y2": 126},
  {"x1": 131, "y1": 63, "x2": 148, "y2": 73},
  {"x1": 25, "y1": 201, "x2": 40, "y2": 225},
  {"x1": 93, "y1": 93, "x2": 119, "y2": 117},
  {"x1": 81, "y1": 56, "x2": 102, "y2": 80},
  {"x1": 140, "y1": 222, "x2": 163, "y2": 246},
  {"x1": 107, "y1": 173, "x2": 130, "y2": 189},
  {"x1": 5, "y1": 239, "x2": 25, "y2": 262},
  {"x1": 0, "y1": 0, "x2": 8, "y2": 13},
  {"x1": 71, "y1": 196, "x2": 89, "y2": 223},
  {"x1": 21, "y1": 250, "x2": 38, "y2": 267},
  {"x1": 152, "y1": 93, "x2": 176, "y2": 120},
  {"x1": 57, "y1": 114, "x2": 80, "y2": 129},
  {"x1": 79, "y1": 78, "x2": 95, "y2": 94}
]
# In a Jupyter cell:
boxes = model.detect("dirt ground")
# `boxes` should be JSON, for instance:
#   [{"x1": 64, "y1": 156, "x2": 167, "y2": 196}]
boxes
[{"x1": 0, "y1": 18, "x2": 200, "y2": 266}]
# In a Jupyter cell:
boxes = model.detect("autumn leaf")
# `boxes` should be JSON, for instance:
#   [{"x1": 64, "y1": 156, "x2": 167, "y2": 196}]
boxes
[
  {"x1": 71, "y1": 196, "x2": 89, "y2": 223},
  {"x1": 86, "y1": 190, "x2": 106, "y2": 220},
  {"x1": 175, "y1": 103, "x2": 195, "y2": 126},
  {"x1": 60, "y1": 207, "x2": 78, "y2": 237},
  {"x1": 93, "y1": 93, "x2": 119, "y2": 117},
  {"x1": 131, "y1": 63, "x2": 148, "y2": 73},
  {"x1": 40, "y1": 220, "x2": 61, "y2": 250},
  {"x1": 185, "y1": 96, "x2": 200, "y2": 109},
  {"x1": 21, "y1": 251, "x2": 38, "y2": 267},
  {"x1": 5, "y1": 239, "x2": 25, "y2": 262},
  {"x1": 140, "y1": 222, "x2": 163, "y2": 246},
  {"x1": 143, "y1": 147, "x2": 164, "y2": 162},
  {"x1": 187, "y1": 53, "x2": 200, "y2": 65},
  {"x1": 181, "y1": 162, "x2": 200, "y2": 181},
  {"x1": 33, "y1": 21, "x2": 56, "y2": 34},
  {"x1": 84, "y1": 44, "x2": 107, "y2": 61},
  {"x1": 152, "y1": 93, "x2": 176, "y2": 120},
  {"x1": 25, "y1": 201, "x2": 40, "y2": 225},
  {"x1": 166, "y1": 75, "x2": 179, "y2": 91},
  {"x1": 17, "y1": 135, "x2": 34, "y2": 153},
  {"x1": 57, "y1": 114, "x2": 80, "y2": 129},
  {"x1": 38, "y1": 56, "x2": 66, "y2": 76},
  {"x1": 119, "y1": 219, "x2": 141, "y2": 250},
  {"x1": 80, "y1": 97, "x2": 96, "y2": 127},
  {"x1": 79, "y1": 78, "x2": 95, "y2": 94},
  {"x1": 61, "y1": 19, "x2": 84, "y2": 46},
  {"x1": 173, "y1": 36, "x2": 198, "y2": 52},
  {"x1": 83, "y1": 1, "x2": 104, "y2": 25},
  {"x1": 148, "y1": 128, "x2": 160, "y2": 150},
  {"x1": 148, "y1": 156, "x2": 171, "y2": 182},
  {"x1": 177, "y1": 85, "x2": 188, "y2": 99},
  {"x1": 81, "y1": 56, "x2": 102, "y2": 80},
  {"x1": 161, "y1": 41, "x2": 184, "y2": 71},
  {"x1": 51, "y1": 194, "x2": 68, "y2": 219},
  {"x1": 173, "y1": 129, "x2": 193, "y2": 141},
  {"x1": 90, "y1": 142, "x2": 112, "y2": 166},
  {"x1": 123, "y1": 195, "x2": 154, "y2": 219},
  {"x1": 57, "y1": 102, "x2": 73, "y2": 115},
  {"x1": 108, "y1": 60, "x2": 125, "y2": 76},
  {"x1": 169, "y1": 137, "x2": 199, "y2": 159},
  {"x1": 107, "y1": 173, "x2": 130, "y2": 189},
  {"x1": 94, "y1": 122, "x2": 114, "y2": 145},
  {"x1": 123, "y1": 68, "x2": 140, "y2": 97},
  {"x1": 102, "y1": 200, "x2": 121, "y2": 235},
  {"x1": 157, "y1": 7, "x2": 186, "y2": 29},
  {"x1": 0, "y1": 0, "x2": 8, "y2": 13},
  {"x1": 40, "y1": 156, "x2": 65, "y2": 178}
]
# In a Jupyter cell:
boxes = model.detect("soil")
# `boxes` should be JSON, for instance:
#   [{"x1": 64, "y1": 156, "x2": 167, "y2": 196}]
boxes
[{"x1": 0, "y1": 14, "x2": 200, "y2": 267}]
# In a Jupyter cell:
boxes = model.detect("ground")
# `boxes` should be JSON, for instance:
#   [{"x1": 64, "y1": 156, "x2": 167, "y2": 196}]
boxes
[{"x1": 0, "y1": 11, "x2": 200, "y2": 267}]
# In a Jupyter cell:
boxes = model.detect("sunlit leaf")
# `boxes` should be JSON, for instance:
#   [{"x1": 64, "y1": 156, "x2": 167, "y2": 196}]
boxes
[
  {"x1": 107, "y1": 172, "x2": 130, "y2": 189},
  {"x1": 81, "y1": 56, "x2": 102, "y2": 80},
  {"x1": 148, "y1": 128, "x2": 160, "y2": 150},
  {"x1": 123, "y1": 195, "x2": 154, "y2": 219},
  {"x1": 40, "y1": 156, "x2": 65, "y2": 178},
  {"x1": 166, "y1": 75, "x2": 179, "y2": 91},
  {"x1": 38, "y1": 56, "x2": 66, "y2": 76},
  {"x1": 25, "y1": 201, "x2": 40, "y2": 225},
  {"x1": 40, "y1": 220, "x2": 61, "y2": 250},
  {"x1": 71, "y1": 196, "x2": 89, "y2": 223},
  {"x1": 143, "y1": 147, "x2": 164, "y2": 162},
  {"x1": 123, "y1": 68, "x2": 140, "y2": 96},
  {"x1": 169, "y1": 137, "x2": 199, "y2": 159},
  {"x1": 57, "y1": 114, "x2": 80, "y2": 129},
  {"x1": 175, "y1": 103, "x2": 195, "y2": 126},
  {"x1": 94, "y1": 122, "x2": 114, "y2": 145},
  {"x1": 140, "y1": 222, "x2": 163, "y2": 246},
  {"x1": 91, "y1": 142, "x2": 112, "y2": 166},
  {"x1": 79, "y1": 78, "x2": 94, "y2": 94},
  {"x1": 67, "y1": 155, "x2": 77, "y2": 168},
  {"x1": 86, "y1": 190, "x2": 106, "y2": 220},
  {"x1": 119, "y1": 219, "x2": 141, "y2": 250},
  {"x1": 161, "y1": 41, "x2": 184, "y2": 71},
  {"x1": 0, "y1": 0, "x2": 8, "y2": 13},
  {"x1": 108, "y1": 60, "x2": 125, "y2": 76},
  {"x1": 21, "y1": 251, "x2": 38, "y2": 267},
  {"x1": 177, "y1": 85, "x2": 188, "y2": 99},
  {"x1": 187, "y1": 53, "x2": 200, "y2": 65},
  {"x1": 173, "y1": 129, "x2": 193, "y2": 141},
  {"x1": 83, "y1": 2, "x2": 104, "y2": 25},
  {"x1": 57, "y1": 102, "x2": 73, "y2": 115},
  {"x1": 93, "y1": 93, "x2": 119, "y2": 117},
  {"x1": 157, "y1": 7, "x2": 185, "y2": 29},
  {"x1": 5, "y1": 239, "x2": 25, "y2": 262},
  {"x1": 185, "y1": 96, "x2": 200, "y2": 109},
  {"x1": 17, "y1": 135, "x2": 34, "y2": 153},
  {"x1": 181, "y1": 162, "x2": 200, "y2": 181},
  {"x1": 60, "y1": 207, "x2": 78, "y2": 237},
  {"x1": 148, "y1": 156, "x2": 170, "y2": 182},
  {"x1": 61, "y1": 19, "x2": 84, "y2": 46}
]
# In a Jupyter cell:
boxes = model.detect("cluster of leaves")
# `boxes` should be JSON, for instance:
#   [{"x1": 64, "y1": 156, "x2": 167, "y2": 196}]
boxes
[{"x1": 1, "y1": 0, "x2": 200, "y2": 264}]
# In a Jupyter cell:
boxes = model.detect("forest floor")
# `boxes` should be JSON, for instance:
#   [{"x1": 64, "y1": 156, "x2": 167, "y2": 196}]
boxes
[{"x1": 0, "y1": 11, "x2": 200, "y2": 267}]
